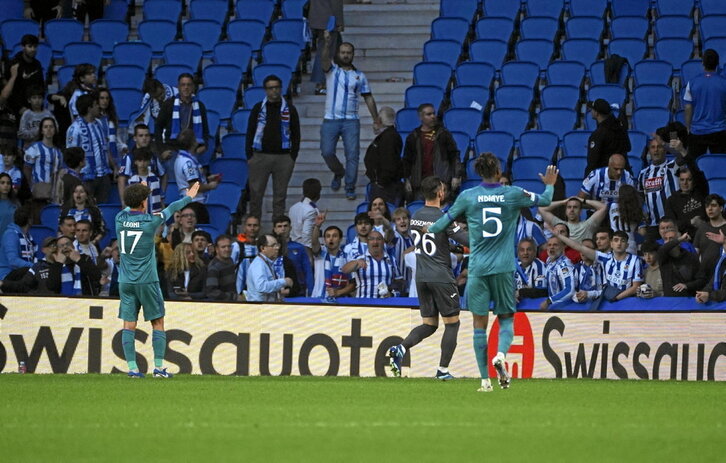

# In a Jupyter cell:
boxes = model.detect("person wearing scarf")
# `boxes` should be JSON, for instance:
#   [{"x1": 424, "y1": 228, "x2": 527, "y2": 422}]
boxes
[{"x1": 155, "y1": 73, "x2": 209, "y2": 160}]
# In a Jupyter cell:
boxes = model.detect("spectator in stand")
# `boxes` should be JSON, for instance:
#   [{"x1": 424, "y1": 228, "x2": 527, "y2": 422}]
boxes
[
  {"x1": 245, "y1": 233, "x2": 294, "y2": 302},
  {"x1": 319, "y1": 30, "x2": 379, "y2": 200},
  {"x1": 309, "y1": 0, "x2": 344, "y2": 95},
  {"x1": 172, "y1": 128, "x2": 217, "y2": 223},
  {"x1": 310, "y1": 214, "x2": 355, "y2": 300},
  {"x1": 25, "y1": 1, "x2": 63, "y2": 23},
  {"x1": 166, "y1": 242, "x2": 207, "y2": 300},
  {"x1": 57, "y1": 147, "x2": 84, "y2": 205},
  {"x1": 0, "y1": 205, "x2": 35, "y2": 279},
  {"x1": 694, "y1": 194, "x2": 726, "y2": 272},
  {"x1": 585, "y1": 98, "x2": 631, "y2": 176},
  {"x1": 515, "y1": 210, "x2": 547, "y2": 250},
  {"x1": 579, "y1": 153, "x2": 635, "y2": 205},
  {"x1": 609, "y1": 184, "x2": 644, "y2": 254},
  {"x1": 696, "y1": 229, "x2": 726, "y2": 304},
  {"x1": 364, "y1": 106, "x2": 403, "y2": 206},
  {"x1": 170, "y1": 205, "x2": 198, "y2": 249},
  {"x1": 289, "y1": 178, "x2": 321, "y2": 259},
  {"x1": 389, "y1": 207, "x2": 414, "y2": 296},
  {"x1": 60, "y1": 183, "x2": 105, "y2": 243},
  {"x1": 342, "y1": 230, "x2": 402, "y2": 298},
  {"x1": 246, "y1": 74, "x2": 301, "y2": 220},
  {"x1": 23, "y1": 117, "x2": 61, "y2": 223},
  {"x1": 205, "y1": 235, "x2": 241, "y2": 301},
  {"x1": 1, "y1": 236, "x2": 59, "y2": 295},
  {"x1": 156, "y1": 73, "x2": 209, "y2": 159},
  {"x1": 99, "y1": 239, "x2": 119, "y2": 297},
  {"x1": 55, "y1": 234, "x2": 100, "y2": 296},
  {"x1": 658, "y1": 230, "x2": 705, "y2": 298},
  {"x1": 538, "y1": 196, "x2": 607, "y2": 243},
  {"x1": 656, "y1": 216, "x2": 696, "y2": 254},
  {"x1": 641, "y1": 241, "x2": 664, "y2": 298},
  {"x1": 97, "y1": 88, "x2": 125, "y2": 168},
  {"x1": 272, "y1": 215, "x2": 314, "y2": 297},
  {"x1": 539, "y1": 236, "x2": 577, "y2": 311},
  {"x1": 73, "y1": 219, "x2": 101, "y2": 266},
  {"x1": 58, "y1": 215, "x2": 76, "y2": 240},
  {"x1": 134, "y1": 78, "x2": 177, "y2": 134},
  {"x1": 65, "y1": 64, "x2": 97, "y2": 120},
  {"x1": 538, "y1": 223, "x2": 581, "y2": 264},
  {"x1": 367, "y1": 197, "x2": 395, "y2": 243},
  {"x1": 126, "y1": 147, "x2": 163, "y2": 214},
  {"x1": 344, "y1": 212, "x2": 373, "y2": 260},
  {"x1": 664, "y1": 168, "x2": 706, "y2": 238},
  {"x1": 232, "y1": 214, "x2": 261, "y2": 294},
  {"x1": 2, "y1": 35, "x2": 44, "y2": 117},
  {"x1": 191, "y1": 230, "x2": 213, "y2": 264},
  {"x1": 574, "y1": 239, "x2": 605, "y2": 303},
  {"x1": 593, "y1": 227, "x2": 612, "y2": 253},
  {"x1": 515, "y1": 237, "x2": 546, "y2": 293},
  {"x1": 1, "y1": 145, "x2": 22, "y2": 191},
  {"x1": 74, "y1": 0, "x2": 105, "y2": 22},
  {"x1": 17, "y1": 87, "x2": 55, "y2": 149},
  {"x1": 402, "y1": 103, "x2": 461, "y2": 202},
  {"x1": 0, "y1": 173, "x2": 18, "y2": 237},
  {"x1": 118, "y1": 124, "x2": 167, "y2": 206},
  {"x1": 683, "y1": 49, "x2": 726, "y2": 162}
]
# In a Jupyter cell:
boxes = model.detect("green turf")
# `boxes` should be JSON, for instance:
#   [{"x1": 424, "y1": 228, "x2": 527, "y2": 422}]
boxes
[{"x1": 0, "y1": 375, "x2": 723, "y2": 462}]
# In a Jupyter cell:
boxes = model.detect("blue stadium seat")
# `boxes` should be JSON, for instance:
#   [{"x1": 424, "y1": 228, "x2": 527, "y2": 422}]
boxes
[
  {"x1": 252, "y1": 65, "x2": 293, "y2": 92},
  {"x1": 632, "y1": 107, "x2": 671, "y2": 134},
  {"x1": 697, "y1": 155, "x2": 726, "y2": 180},
  {"x1": 165, "y1": 181, "x2": 179, "y2": 201},
  {"x1": 0, "y1": 2, "x2": 25, "y2": 23},
  {"x1": 655, "y1": 38, "x2": 694, "y2": 69},
  {"x1": 569, "y1": 0, "x2": 607, "y2": 17},
  {"x1": 63, "y1": 42, "x2": 103, "y2": 68},
  {"x1": 203, "y1": 64, "x2": 243, "y2": 91},
  {"x1": 244, "y1": 87, "x2": 266, "y2": 108},
  {"x1": 1, "y1": 19, "x2": 39, "y2": 49},
  {"x1": 196, "y1": 224, "x2": 221, "y2": 242},
  {"x1": 231, "y1": 109, "x2": 251, "y2": 132},
  {"x1": 440, "y1": 0, "x2": 478, "y2": 20},
  {"x1": 704, "y1": 38, "x2": 726, "y2": 60},
  {"x1": 515, "y1": 39, "x2": 554, "y2": 70},
  {"x1": 143, "y1": 0, "x2": 182, "y2": 21},
  {"x1": 262, "y1": 40, "x2": 302, "y2": 68},
  {"x1": 113, "y1": 42, "x2": 153, "y2": 68},
  {"x1": 90, "y1": 20, "x2": 128, "y2": 58},
  {"x1": 564, "y1": 178, "x2": 583, "y2": 197},
  {"x1": 227, "y1": 19, "x2": 267, "y2": 51},
  {"x1": 709, "y1": 179, "x2": 726, "y2": 198},
  {"x1": 540, "y1": 85, "x2": 580, "y2": 109},
  {"x1": 469, "y1": 39, "x2": 508, "y2": 68},
  {"x1": 423, "y1": 40, "x2": 461, "y2": 68},
  {"x1": 190, "y1": 0, "x2": 228, "y2": 24},
  {"x1": 655, "y1": 16, "x2": 694, "y2": 40},
  {"x1": 589, "y1": 60, "x2": 629, "y2": 86},
  {"x1": 450, "y1": 131, "x2": 471, "y2": 161},
  {"x1": 40, "y1": 205, "x2": 61, "y2": 230},
  {"x1": 538, "y1": 109, "x2": 578, "y2": 139},
  {"x1": 489, "y1": 108, "x2": 530, "y2": 137},
  {"x1": 679, "y1": 60, "x2": 703, "y2": 86},
  {"x1": 608, "y1": 39, "x2": 648, "y2": 66},
  {"x1": 103, "y1": 0, "x2": 129, "y2": 20},
  {"x1": 431, "y1": 17, "x2": 470, "y2": 45},
  {"x1": 138, "y1": 20, "x2": 178, "y2": 57},
  {"x1": 105, "y1": 65, "x2": 146, "y2": 90},
  {"x1": 558, "y1": 157, "x2": 588, "y2": 180},
  {"x1": 611, "y1": 0, "x2": 650, "y2": 17},
  {"x1": 413, "y1": 61, "x2": 452, "y2": 89},
  {"x1": 271, "y1": 19, "x2": 309, "y2": 51},
  {"x1": 183, "y1": 20, "x2": 222, "y2": 56},
  {"x1": 98, "y1": 205, "x2": 121, "y2": 246},
  {"x1": 700, "y1": 0, "x2": 726, "y2": 16},
  {"x1": 450, "y1": 85, "x2": 489, "y2": 109},
  {"x1": 110, "y1": 88, "x2": 143, "y2": 126},
  {"x1": 405, "y1": 85, "x2": 445, "y2": 112},
  {"x1": 474, "y1": 131, "x2": 515, "y2": 164},
  {"x1": 494, "y1": 85, "x2": 533, "y2": 110},
  {"x1": 57, "y1": 65, "x2": 75, "y2": 89},
  {"x1": 155, "y1": 64, "x2": 194, "y2": 88},
  {"x1": 633, "y1": 84, "x2": 673, "y2": 109},
  {"x1": 30, "y1": 226, "x2": 55, "y2": 258},
  {"x1": 221, "y1": 132, "x2": 247, "y2": 159},
  {"x1": 198, "y1": 87, "x2": 237, "y2": 121},
  {"x1": 546, "y1": 61, "x2": 586, "y2": 87},
  {"x1": 210, "y1": 160, "x2": 248, "y2": 187},
  {"x1": 700, "y1": 15, "x2": 726, "y2": 42},
  {"x1": 561, "y1": 39, "x2": 601, "y2": 66},
  {"x1": 203, "y1": 204, "x2": 232, "y2": 228},
  {"x1": 656, "y1": 0, "x2": 695, "y2": 17},
  {"x1": 164, "y1": 41, "x2": 203, "y2": 70},
  {"x1": 207, "y1": 182, "x2": 243, "y2": 212},
  {"x1": 519, "y1": 131, "x2": 559, "y2": 158},
  {"x1": 565, "y1": 17, "x2": 603, "y2": 40},
  {"x1": 512, "y1": 157, "x2": 551, "y2": 181},
  {"x1": 610, "y1": 16, "x2": 649, "y2": 40},
  {"x1": 633, "y1": 60, "x2": 674, "y2": 86},
  {"x1": 443, "y1": 108, "x2": 483, "y2": 138},
  {"x1": 629, "y1": 156, "x2": 643, "y2": 177},
  {"x1": 455, "y1": 61, "x2": 495, "y2": 88},
  {"x1": 406, "y1": 200, "x2": 425, "y2": 215},
  {"x1": 466, "y1": 158, "x2": 482, "y2": 179},
  {"x1": 213, "y1": 42, "x2": 252, "y2": 73},
  {"x1": 281, "y1": 0, "x2": 308, "y2": 19},
  {"x1": 346, "y1": 224, "x2": 357, "y2": 244},
  {"x1": 628, "y1": 130, "x2": 649, "y2": 158},
  {"x1": 525, "y1": 0, "x2": 564, "y2": 19},
  {"x1": 396, "y1": 108, "x2": 420, "y2": 133},
  {"x1": 588, "y1": 85, "x2": 627, "y2": 107},
  {"x1": 475, "y1": 17, "x2": 514, "y2": 41},
  {"x1": 500, "y1": 61, "x2": 540, "y2": 88},
  {"x1": 45, "y1": 19, "x2": 83, "y2": 56},
  {"x1": 235, "y1": 0, "x2": 276, "y2": 23},
  {"x1": 482, "y1": 0, "x2": 520, "y2": 19},
  {"x1": 520, "y1": 17, "x2": 559, "y2": 41},
  {"x1": 561, "y1": 130, "x2": 592, "y2": 157}
]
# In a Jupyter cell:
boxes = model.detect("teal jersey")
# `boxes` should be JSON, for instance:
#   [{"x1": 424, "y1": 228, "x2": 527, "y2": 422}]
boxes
[
  {"x1": 116, "y1": 196, "x2": 192, "y2": 284},
  {"x1": 430, "y1": 183, "x2": 553, "y2": 276}
]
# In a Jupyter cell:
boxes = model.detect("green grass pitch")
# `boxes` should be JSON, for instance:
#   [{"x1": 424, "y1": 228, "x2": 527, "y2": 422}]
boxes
[{"x1": 1, "y1": 375, "x2": 724, "y2": 462}]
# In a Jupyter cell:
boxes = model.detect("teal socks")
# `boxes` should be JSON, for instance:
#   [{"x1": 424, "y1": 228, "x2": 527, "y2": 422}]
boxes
[
  {"x1": 152, "y1": 330, "x2": 166, "y2": 368},
  {"x1": 122, "y1": 329, "x2": 137, "y2": 371},
  {"x1": 498, "y1": 317, "x2": 514, "y2": 355},
  {"x1": 473, "y1": 328, "x2": 488, "y2": 378}
]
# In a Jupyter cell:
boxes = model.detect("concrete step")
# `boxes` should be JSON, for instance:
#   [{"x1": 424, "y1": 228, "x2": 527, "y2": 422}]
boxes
[
  {"x1": 341, "y1": 32, "x2": 431, "y2": 50},
  {"x1": 343, "y1": 26, "x2": 431, "y2": 36},
  {"x1": 345, "y1": 5, "x2": 438, "y2": 28},
  {"x1": 345, "y1": 56, "x2": 423, "y2": 73}
]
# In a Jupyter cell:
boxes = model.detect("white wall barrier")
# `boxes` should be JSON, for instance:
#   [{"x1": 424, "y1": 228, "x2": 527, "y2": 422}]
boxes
[{"x1": 1, "y1": 297, "x2": 725, "y2": 380}]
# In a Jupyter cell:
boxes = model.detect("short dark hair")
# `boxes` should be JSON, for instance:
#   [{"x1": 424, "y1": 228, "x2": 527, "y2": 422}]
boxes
[
  {"x1": 703, "y1": 49, "x2": 720, "y2": 71},
  {"x1": 705, "y1": 194, "x2": 726, "y2": 208},
  {"x1": 13, "y1": 206, "x2": 31, "y2": 227},
  {"x1": 302, "y1": 178, "x2": 322, "y2": 201},
  {"x1": 658, "y1": 216, "x2": 676, "y2": 226},
  {"x1": 178, "y1": 72, "x2": 194, "y2": 83},
  {"x1": 594, "y1": 227, "x2": 613, "y2": 240},
  {"x1": 176, "y1": 128, "x2": 197, "y2": 150},
  {"x1": 581, "y1": 238, "x2": 595, "y2": 248},
  {"x1": 272, "y1": 215, "x2": 291, "y2": 227},
  {"x1": 133, "y1": 146, "x2": 153, "y2": 163},
  {"x1": 73, "y1": 63, "x2": 96, "y2": 82},
  {"x1": 26, "y1": 86, "x2": 44, "y2": 99},
  {"x1": 613, "y1": 230, "x2": 629, "y2": 242},
  {"x1": 59, "y1": 215, "x2": 75, "y2": 227},
  {"x1": 76, "y1": 93, "x2": 96, "y2": 117},
  {"x1": 134, "y1": 124, "x2": 150, "y2": 136},
  {"x1": 354, "y1": 212, "x2": 373, "y2": 226},
  {"x1": 324, "y1": 225, "x2": 342, "y2": 239},
  {"x1": 191, "y1": 230, "x2": 211, "y2": 242},
  {"x1": 124, "y1": 183, "x2": 151, "y2": 208},
  {"x1": 21, "y1": 34, "x2": 39, "y2": 46},
  {"x1": 63, "y1": 147, "x2": 85, "y2": 169},
  {"x1": 215, "y1": 234, "x2": 233, "y2": 246},
  {"x1": 263, "y1": 74, "x2": 282, "y2": 88},
  {"x1": 338, "y1": 41, "x2": 355, "y2": 54},
  {"x1": 475, "y1": 152, "x2": 502, "y2": 179},
  {"x1": 641, "y1": 241, "x2": 660, "y2": 253},
  {"x1": 421, "y1": 176, "x2": 444, "y2": 200},
  {"x1": 75, "y1": 219, "x2": 92, "y2": 229},
  {"x1": 417, "y1": 103, "x2": 434, "y2": 114}
]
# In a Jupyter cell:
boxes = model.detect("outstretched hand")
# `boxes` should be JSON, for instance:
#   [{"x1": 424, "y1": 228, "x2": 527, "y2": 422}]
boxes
[
  {"x1": 705, "y1": 229, "x2": 725, "y2": 245},
  {"x1": 539, "y1": 165, "x2": 559, "y2": 185},
  {"x1": 186, "y1": 182, "x2": 200, "y2": 200}
]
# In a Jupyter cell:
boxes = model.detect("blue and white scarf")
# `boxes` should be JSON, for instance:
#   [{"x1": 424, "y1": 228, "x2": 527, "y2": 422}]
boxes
[
  {"x1": 252, "y1": 97, "x2": 291, "y2": 151},
  {"x1": 61, "y1": 263, "x2": 82, "y2": 295},
  {"x1": 170, "y1": 96, "x2": 204, "y2": 144}
]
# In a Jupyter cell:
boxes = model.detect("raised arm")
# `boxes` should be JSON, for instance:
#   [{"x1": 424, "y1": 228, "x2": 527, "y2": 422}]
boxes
[
  {"x1": 585, "y1": 198, "x2": 608, "y2": 224},
  {"x1": 555, "y1": 230, "x2": 596, "y2": 261}
]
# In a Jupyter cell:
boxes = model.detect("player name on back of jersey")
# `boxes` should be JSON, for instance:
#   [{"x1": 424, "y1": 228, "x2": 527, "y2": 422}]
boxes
[
  {"x1": 477, "y1": 194, "x2": 505, "y2": 203},
  {"x1": 410, "y1": 219, "x2": 435, "y2": 227},
  {"x1": 122, "y1": 221, "x2": 141, "y2": 228}
]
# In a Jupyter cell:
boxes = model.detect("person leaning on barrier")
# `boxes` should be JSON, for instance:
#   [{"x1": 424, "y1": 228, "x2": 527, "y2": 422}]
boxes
[{"x1": 245, "y1": 233, "x2": 294, "y2": 302}]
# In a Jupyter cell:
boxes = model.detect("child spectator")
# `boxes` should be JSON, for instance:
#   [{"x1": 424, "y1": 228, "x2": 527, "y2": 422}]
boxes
[
  {"x1": 1, "y1": 145, "x2": 22, "y2": 191},
  {"x1": 641, "y1": 241, "x2": 664, "y2": 298},
  {"x1": 17, "y1": 87, "x2": 54, "y2": 148},
  {"x1": 126, "y1": 147, "x2": 163, "y2": 214}
]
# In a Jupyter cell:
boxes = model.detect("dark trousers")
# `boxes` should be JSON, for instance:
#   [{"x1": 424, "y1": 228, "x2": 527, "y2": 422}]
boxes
[
  {"x1": 74, "y1": 0, "x2": 104, "y2": 21},
  {"x1": 84, "y1": 175, "x2": 112, "y2": 204},
  {"x1": 686, "y1": 130, "x2": 726, "y2": 163},
  {"x1": 370, "y1": 182, "x2": 403, "y2": 207}
]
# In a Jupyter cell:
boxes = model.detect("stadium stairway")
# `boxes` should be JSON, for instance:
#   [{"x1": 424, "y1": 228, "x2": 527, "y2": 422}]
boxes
[{"x1": 258, "y1": 0, "x2": 439, "y2": 233}]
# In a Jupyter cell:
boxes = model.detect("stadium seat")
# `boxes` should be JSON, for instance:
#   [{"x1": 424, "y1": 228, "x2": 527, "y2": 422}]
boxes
[
  {"x1": 482, "y1": 0, "x2": 520, "y2": 19},
  {"x1": 207, "y1": 182, "x2": 243, "y2": 212},
  {"x1": 203, "y1": 64, "x2": 243, "y2": 91},
  {"x1": 221, "y1": 133, "x2": 247, "y2": 159},
  {"x1": 271, "y1": 19, "x2": 309, "y2": 51},
  {"x1": 450, "y1": 131, "x2": 471, "y2": 161},
  {"x1": 431, "y1": 17, "x2": 470, "y2": 45},
  {"x1": 235, "y1": 0, "x2": 276, "y2": 23},
  {"x1": 655, "y1": 16, "x2": 694, "y2": 40},
  {"x1": 110, "y1": 88, "x2": 143, "y2": 126},
  {"x1": 610, "y1": 17, "x2": 649, "y2": 40},
  {"x1": 561, "y1": 39, "x2": 601, "y2": 66},
  {"x1": 474, "y1": 131, "x2": 514, "y2": 165},
  {"x1": 633, "y1": 85, "x2": 673, "y2": 109},
  {"x1": 198, "y1": 87, "x2": 237, "y2": 121},
  {"x1": 700, "y1": 15, "x2": 726, "y2": 42},
  {"x1": 632, "y1": 107, "x2": 671, "y2": 135},
  {"x1": 346, "y1": 224, "x2": 357, "y2": 244},
  {"x1": 525, "y1": 0, "x2": 564, "y2": 18},
  {"x1": 29, "y1": 226, "x2": 55, "y2": 258},
  {"x1": 63, "y1": 42, "x2": 103, "y2": 68},
  {"x1": 243, "y1": 87, "x2": 266, "y2": 108},
  {"x1": 40, "y1": 205, "x2": 61, "y2": 229},
  {"x1": 565, "y1": 17, "x2": 603, "y2": 40},
  {"x1": 654, "y1": 38, "x2": 694, "y2": 69},
  {"x1": 450, "y1": 85, "x2": 489, "y2": 110},
  {"x1": 466, "y1": 158, "x2": 482, "y2": 179},
  {"x1": 138, "y1": 20, "x2": 178, "y2": 57},
  {"x1": 656, "y1": 0, "x2": 695, "y2": 17},
  {"x1": 252, "y1": 65, "x2": 293, "y2": 93},
  {"x1": 213, "y1": 41, "x2": 252, "y2": 75},
  {"x1": 45, "y1": 19, "x2": 83, "y2": 56},
  {"x1": 519, "y1": 131, "x2": 559, "y2": 159},
  {"x1": 679, "y1": 60, "x2": 703, "y2": 86},
  {"x1": 164, "y1": 42, "x2": 203, "y2": 71},
  {"x1": 469, "y1": 39, "x2": 508, "y2": 69},
  {"x1": 183, "y1": 20, "x2": 223, "y2": 56},
  {"x1": 1, "y1": 19, "x2": 39, "y2": 49},
  {"x1": 633, "y1": 60, "x2": 673, "y2": 86},
  {"x1": 89, "y1": 20, "x2": 128, "y2": 58},
  {"x1": 143, "y1": 0, "x2": 182, "y2": 21},
  {"x1": 413, "y1": 62, "x2": 452, "y2": 89},
  {"x1": 440, "y1": 0, "x2": 478, "y2": 20},
  {"x1": 405, "y1": 85, "x2": 445, "y2": 112},
  {"x1": 561, "y1": 130, "x2": 592, "y2": 157},
  {"x1": 56, "y1": 66, "x2": 75, "y2": 89},
  {"x1": 538, "y1": 109, "x2": 578, "y2": 140},
  {"x1": 589, "y1": 60, "x2": 629, "y2": 86},
  {"x1": 494, "y1": 85, "x2": 533, "y2": 110},
  {"x1": 423, "y1": 40, "x2": 461, "y2": 68},
  {"x1": 500, "y1": 61, "x2": 540, "y2": 88},
  {"x1": 475, "y1": 17, "x2": 514, "y2": 42},
  {"x1": 704, "y1": 38, "x2": 726, "y2": 60},
  {"x1": 443, "y1": 108, "x2": 483, "y2": 138},
  {"x1": 628, "y1": 130, "x2": 649, "y2": 158},
  {"x1": 611, "y1": 0, "x2": 650, "y2": 17},
  {"x1": 700, "y1": 0, "x2": 726, "y2": 16},
  {"x1": 628, "y1": 156, "x2": 643, "y2": 177},
  {"x1": 455, "y1": 61, "x2": 495, "y2": 88},
  {"x1": 708, "y1": 178, "x2": 726, "y2": 198},
  {"x1": 564, "y1": 178, "x2": 583, "y2": 196},
  {"x1": 608, "y1": 39, "x2": 648, "y2": 67},
  {"x1": 105, "y1": 65, "x2": 146, "y2": 90},
  {"x1": 281, "y1": 0, "x2": 308, "y2": 19},
  {"x1": 231, "y1": 109, "x2": 251, "y2": 132},
  {"x1": 558, "y1": 157, "x2": 588, "y2": 180},
  {"x1": 406, "y1": 200, "x2": 425, "y2": 215},
  {"x1": 540, "y1": 85, "x2": 580, "y2": 110},
  {"x1": 210, "y1": 160, "x2": 248, "y2": 188},
  {"x1": 512, "y1": 157, "x2": 551, "y2": 181},
  {"x1": 103, "y1": 0, "x2": 128, "y2": 20},
  {"x1": 489, "y1": 108, "x2": 530, "y2": 137},
  {"x1": 227, "y1": 19, "x2": 268, "y2": 51},
  {"x1": 203, "y1": 204, "x2": 232, "y2": 228},
  {"x1": 515, "y1": 39, "x2": 554, "y2": 70},
  {"x1": 588, "y1": 85, "x2": 627, "y2": 108},
  {"x1": 569, "y1": 0, "x2": 607, "y2": 17},
  {"x1": 697, "y1": 155, "x2": 726, "y2": 180},
  {"x1": 98, "y1": 204, "x2": 121, "y2": 242},
  {"x1": 155, "y1": 64, "x2": 194, "y2": 88},
  {"x1": 546, "y1": 61, "x2": 586, "y2": 87},
  {"x1": 261, "y1": 41, "x2": 302, "y2": 69},
  {"x1": 521, "y1": 17, "x2": 559, "y2": 41},
  {"x1": 196, "y1": 224, "x2": 221, "y2": 242},
  {"x1": 190, "y1": 0, "x2": 228, "y2": 24},
  {"x1": 396, "y1": 108, "x2": 420, "y2": 133},
  {"x1": 113, "y1": 42, "x2": 152, "y2": 69},
  {"x1": 0, "y1": 2, "x2": 25, "y2": 23}
]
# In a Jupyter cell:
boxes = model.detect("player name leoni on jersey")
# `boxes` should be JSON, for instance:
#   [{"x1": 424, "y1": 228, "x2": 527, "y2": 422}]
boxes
[{"x1": 122, "y1": 221, "x2": 141, "y2": 228}]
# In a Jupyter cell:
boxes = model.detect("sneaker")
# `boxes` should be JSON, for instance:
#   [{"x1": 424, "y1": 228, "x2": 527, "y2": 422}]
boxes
[
  {"x1": 346, "y1": 191, "x2": 357, "y2": 200},
  {"x1": 331, "y1": 175, "x2": 343, "y2": 191},
  {"x1": 477, "y1": 378, "x2": 493, "y2": 392},
  {"x1": 492, "y1": 352, "x2": 511, "y2": 389},
  {"x1": 128, "y1": 370, "x2": 145, "y2": 378},
  {"x1": 388, "y1": 344, "x2": 404, "y2": 377},
  {"x1": 435, "y1": 370, "x2": 455, "y2": 380},
  {"x1": 153, "y1": 368, "x2": 173, "y2": 378}
]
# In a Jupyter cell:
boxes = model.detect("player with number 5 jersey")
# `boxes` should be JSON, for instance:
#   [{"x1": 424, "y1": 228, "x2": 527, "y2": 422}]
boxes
[
  {"x1": 428, "y1": 153, "x2": 558, "y2": 392},
  {"x1": 115, "y1": 181, "x2": 200, "y2": 379}
]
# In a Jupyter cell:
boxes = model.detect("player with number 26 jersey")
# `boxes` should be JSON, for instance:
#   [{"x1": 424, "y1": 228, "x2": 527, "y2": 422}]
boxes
[{"x1": 410, "y1": 206, "x2": 468, "y2": 284}]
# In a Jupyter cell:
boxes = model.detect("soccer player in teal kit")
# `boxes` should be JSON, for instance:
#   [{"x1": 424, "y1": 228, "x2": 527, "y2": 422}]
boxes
[
  {"x1": 428, "y1": 153, "x2": 558, "y2": 391},
  {"x1": 117, "y1": 181, "x2": 199, "y2": 378}
]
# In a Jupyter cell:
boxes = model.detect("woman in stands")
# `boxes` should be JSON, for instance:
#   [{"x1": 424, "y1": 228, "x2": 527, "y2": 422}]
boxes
[
  {"x1": 0, "y1": 173, "x2": 19, "y2": 237},
  {"x1": 97, "y1": 87, "x2": 125, "y2": 167},
  {"x1": 23, "y1": 117, "x2": 62, "y2": 224},
  {"x1": 166, "y1": 242, "x2": 207, "y2": 300},
  {"x1": 59, "y1": 183, "x2": 106, "y2": 244},
  {"x1": 367, "y1": 196, "x2": 395, "y2": 243},
  {"x1": 609, "y1": 184, "x2": 644, "y2": 254}
]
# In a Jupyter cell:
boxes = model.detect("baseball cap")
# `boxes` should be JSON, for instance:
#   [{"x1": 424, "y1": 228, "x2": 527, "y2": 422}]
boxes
[
  {"x1": 42, "y1": 236, "x2": 58, "y2": 248},
  {"x1": 587, "y1": 98, "x2": 611, "y2": 115}
]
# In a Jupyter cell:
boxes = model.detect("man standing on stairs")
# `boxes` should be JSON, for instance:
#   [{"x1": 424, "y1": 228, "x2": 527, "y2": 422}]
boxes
[{"x1": 319, "y1": 30, "x2": 380, "y2": 201}]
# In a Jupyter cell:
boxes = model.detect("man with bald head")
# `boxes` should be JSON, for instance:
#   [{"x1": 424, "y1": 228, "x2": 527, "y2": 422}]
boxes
[
  {"x1": 364, "y1": 106, "x2": 403, "y2": 206},
  {"x1": 579, "y1": 153, "x2": 635, "y2": 205}
]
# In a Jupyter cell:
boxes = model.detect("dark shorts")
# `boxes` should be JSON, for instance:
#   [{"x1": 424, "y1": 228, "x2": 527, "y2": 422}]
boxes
[
  {"x1": 467, "y1": 272, "x2": 517, "y2": 316},
  {"x1": 118, "y1": 282, "x2": 165, "y2": 322},
  {"x1": 416, "y1": 281, "x2": 461, "y2": 318}
]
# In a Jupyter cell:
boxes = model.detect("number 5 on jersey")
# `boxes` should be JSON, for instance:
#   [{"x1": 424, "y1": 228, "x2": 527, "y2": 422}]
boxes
[
  {"x1": 119, "y1": 230, "x2": 143, "y2": 254},
  {"x1": 411, "y1": 229, "x2": 437, "y2": 256},
  {"x1": 482, "y1": 207, "x2": 502, "y2": 238}
]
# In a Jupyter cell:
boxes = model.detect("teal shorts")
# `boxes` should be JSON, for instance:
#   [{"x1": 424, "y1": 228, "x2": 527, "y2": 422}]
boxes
[
  {"x1": 466, "y1": 272, "x2": 516, "y2": 316},
  {"x1": 118, "y1": 282, "x2": 165, "y2": 322}
]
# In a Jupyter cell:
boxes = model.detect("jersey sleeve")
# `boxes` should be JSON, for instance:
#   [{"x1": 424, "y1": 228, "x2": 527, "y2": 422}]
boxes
[
  {"x1": 511, "y1": 184, "x2": 554, "y2": 208},
  {"x1": 581, "y1": 171, "x2": 596, "y2": 197},
  {"x1": 66, "y1": 124, "x2": 80, "y2": 148},
  {"x1": 429, "y1": 194, "x2": 467, "y2": 234},
  {"x1": 359, "y1": 72, "x2": 371, "y2": 95},
  {"x1": 549, "y1": 263, "x2": 575, "y2": 304},
  {"x1": 446, "y1": 221, "x2": 469, "y2": 246},
  {"x1": 23, "y1": 144, "x2": 40, "y2": 165},
  {"x1": 118, "y1": 154, "x2": 133, "y2": 177},
  {"x1": 595, "y1": 250, "x2": 610, "y2": 265},
  {"x1": 155, "y1": 195, "x2": 192, "y2": 226}
]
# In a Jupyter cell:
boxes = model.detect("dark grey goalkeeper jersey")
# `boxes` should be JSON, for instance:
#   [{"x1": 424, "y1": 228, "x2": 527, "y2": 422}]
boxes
[{"x1": 410, "y1": 205, "x2": 469, "y2": 283}]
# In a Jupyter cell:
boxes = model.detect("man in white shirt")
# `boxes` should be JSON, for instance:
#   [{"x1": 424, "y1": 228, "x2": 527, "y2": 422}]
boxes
[{"x1": 289, "y1": 178, "x2": 321, "y2": 260}]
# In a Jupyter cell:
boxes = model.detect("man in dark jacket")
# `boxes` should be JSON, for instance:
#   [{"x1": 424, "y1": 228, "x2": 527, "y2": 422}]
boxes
[
  {"x1": 585, "y1": 98, "x2": 631, "y2": 176},
  {"x1": 205, "y1": 235, "x2": 242, "y2": 301},
  {"x1": 364, "y1": 106, "x2": 403, "y2": 206},
  {"x1": 2, "y1": 34, "x2": 44, "y2": 117},
  {"x1": 663, "y1": 167, "x2": 706, "y2": 237},
  {"x1": 402, "y1": 103, "x2": 461, "y2": 202},
  {"x1": 657, "y1": 230, "x2": 705, "y2": 297}
]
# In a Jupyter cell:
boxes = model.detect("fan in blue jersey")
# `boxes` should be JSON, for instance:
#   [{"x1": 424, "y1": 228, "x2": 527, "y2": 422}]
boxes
[
  {"x1": 310, "y1": 212, "x2": 355, "y2": 300},
  {"x1": 426, "y1": 153, "x2": 558, "y2": 392},
  {"x1": 514, "y1": 237, "x2": 547, "y2": 302},
  {"x1": 579, "y1": 153, "x2": 634, "y2": 205},
  {"x1": 574, "y1": 239, "x2": 606, "y2": 302},
  {"x1": 126, "y1": 147, "x2": 163, "y2": 214},
  {"x1": 637, "y1": 137, "x2": 683, "y2": 239},
  {"x1": 116, "y1": 181, "x2": 199, "y2": 378},
  {"x1": 539, "y1": 236, "x2": 577, "y2": 311},
  {"x1": 342, "y1": 230, "x2": 402, "y2": 298}
]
